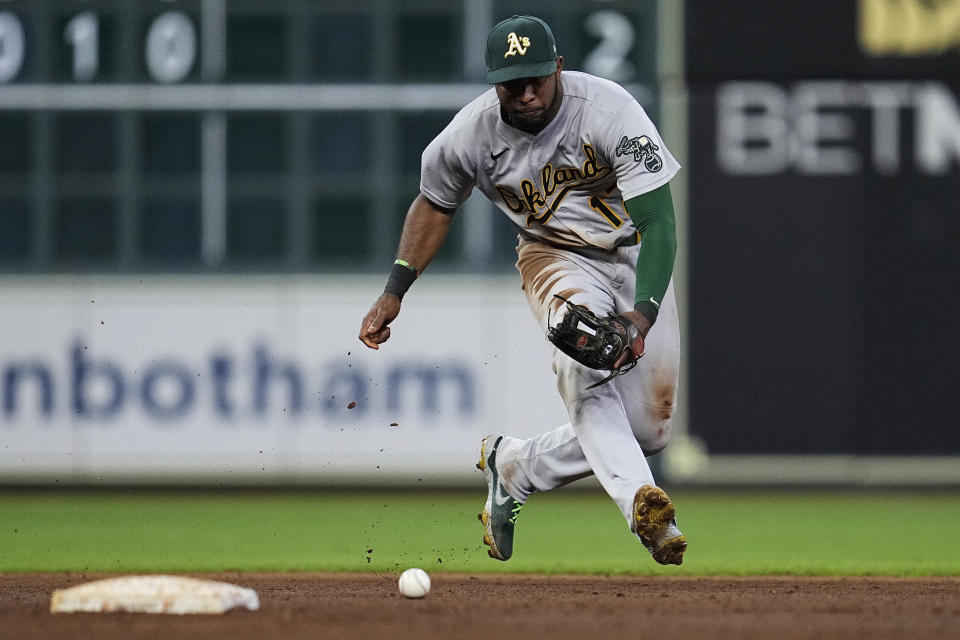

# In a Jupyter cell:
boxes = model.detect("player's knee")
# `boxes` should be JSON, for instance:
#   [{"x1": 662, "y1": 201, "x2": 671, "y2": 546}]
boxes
[
  {"x1": 627, "y1": 400, "x2": 674, "y2": 455},
  {"x1": 638, "y1": 421, "x2": 672, "y2": 457}
]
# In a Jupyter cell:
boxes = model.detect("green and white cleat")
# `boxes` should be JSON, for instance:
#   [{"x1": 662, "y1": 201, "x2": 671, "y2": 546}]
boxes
[
  {"x1": 632, "y1": 485, "x2": 688, "y2": 565},
  {"x1": 476, "y1": 434, "x2": 524, "y2": 561}
]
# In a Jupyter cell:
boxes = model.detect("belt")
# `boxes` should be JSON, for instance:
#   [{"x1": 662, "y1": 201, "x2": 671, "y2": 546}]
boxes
[
  {"x1": 518, "y1": 229, "x2": 640, "y2": 251},
  {"x1": 617, "y1": 230, "x2": 641, "y2": 247}
]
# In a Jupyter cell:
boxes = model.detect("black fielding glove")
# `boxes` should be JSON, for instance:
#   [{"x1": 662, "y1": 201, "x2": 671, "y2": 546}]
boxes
[{"x1": 547, "y1": 295, "x2": 644, "y2": 389}]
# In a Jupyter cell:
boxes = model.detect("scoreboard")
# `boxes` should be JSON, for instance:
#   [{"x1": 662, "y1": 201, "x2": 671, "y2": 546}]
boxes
[{"x1": 0, "y1": 0, "x2": 658, "y2": 273}]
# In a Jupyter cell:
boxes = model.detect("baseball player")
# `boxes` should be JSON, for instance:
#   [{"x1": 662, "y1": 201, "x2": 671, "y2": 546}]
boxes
[{"x1": 359, "y1": 15, "x2": 686, "y2": 565}]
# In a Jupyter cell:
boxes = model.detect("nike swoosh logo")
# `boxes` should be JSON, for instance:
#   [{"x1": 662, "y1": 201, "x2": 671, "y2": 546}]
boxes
[
  {"x1": 490, "y1": 149, "x2": 508, "y2": 160},
  {"x1": 494, "y1": 483, "x2": 513, "y2": 506}
]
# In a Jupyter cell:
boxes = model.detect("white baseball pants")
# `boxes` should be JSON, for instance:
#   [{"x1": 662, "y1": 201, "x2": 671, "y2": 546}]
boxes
[{"x1": 495, "y1": 236, "x2": 681, "y2": 528}]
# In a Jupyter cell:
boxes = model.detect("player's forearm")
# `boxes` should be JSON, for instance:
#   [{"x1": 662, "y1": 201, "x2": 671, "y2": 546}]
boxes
[
  {"x1": 395, "y1": 194, "x2": 456, "y2": 274},
  {"x1": 625, "y1": 184, "x2": 677, "y2": 326},
  {"x1": 381, "y1": 194, "x2": 455, "y2": 301}
]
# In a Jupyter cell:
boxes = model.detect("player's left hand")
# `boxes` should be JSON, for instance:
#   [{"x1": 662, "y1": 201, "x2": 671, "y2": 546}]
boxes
[
  {"x1": 546, "y1": 296, "x2": 647, "y2": 388},
  {"x1": 359, "y1": 293, "x2": 402, "y2": 350},
  {"x1": 611, "y1": 310, "x2": 651, "y2": 369}
]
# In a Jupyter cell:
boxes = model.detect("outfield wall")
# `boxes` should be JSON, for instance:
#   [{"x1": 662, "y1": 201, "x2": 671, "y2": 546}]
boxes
[
  {"x1": 684, "y1": 0, "x2": 960, "y2": 461},
  {"x1": 3, "y1": 275, "x2": 959, "y2": 487},
  {"x1": 0, "y1": 275, "x2": 568, "y2": 485}
]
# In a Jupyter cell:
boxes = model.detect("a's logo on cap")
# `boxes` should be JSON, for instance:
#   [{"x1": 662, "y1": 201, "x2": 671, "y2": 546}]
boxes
[{"x1": 504, "y1": 32, "x2": 531, "y2": 58}]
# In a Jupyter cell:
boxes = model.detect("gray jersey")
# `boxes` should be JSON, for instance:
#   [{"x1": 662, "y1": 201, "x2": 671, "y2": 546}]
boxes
[{"x1": 420, "y1": 71, "x2": 680, "y2": 250}]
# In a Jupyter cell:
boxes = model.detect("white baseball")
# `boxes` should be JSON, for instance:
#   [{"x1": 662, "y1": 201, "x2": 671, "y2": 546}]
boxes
[{"x1": 397, "y1": 568, "x2": 431, "y2": 598}]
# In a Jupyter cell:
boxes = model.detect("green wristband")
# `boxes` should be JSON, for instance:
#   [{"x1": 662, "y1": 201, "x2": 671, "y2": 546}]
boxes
[
  {"x1": 634, "y1": 300, "x2": 660, "y2": 326},
  {"x1": 384, "y1": 260, "x2": 419, "y2": 300},
  {"x1": 393, "y1": 259, "x2": 419, "y2": 276}
]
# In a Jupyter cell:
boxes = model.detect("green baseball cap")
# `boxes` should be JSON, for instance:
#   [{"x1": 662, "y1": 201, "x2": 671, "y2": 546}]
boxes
[{"x1": 485, "y1": 15, "x2": 558, "y2": 84}]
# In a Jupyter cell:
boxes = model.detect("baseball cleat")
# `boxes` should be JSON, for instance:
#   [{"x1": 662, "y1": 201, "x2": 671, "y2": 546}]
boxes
[
  {"x1": 476, "y1": 434, "x2": 524, "y2": 561},
  {"x1": 632, "y1": 485, "x2": 687, "y2": 565}
]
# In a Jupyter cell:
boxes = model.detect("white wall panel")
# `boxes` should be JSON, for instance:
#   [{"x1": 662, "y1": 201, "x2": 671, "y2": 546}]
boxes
[{"x1": 0, "y1": 275, "x2": 567, "y2": 485}]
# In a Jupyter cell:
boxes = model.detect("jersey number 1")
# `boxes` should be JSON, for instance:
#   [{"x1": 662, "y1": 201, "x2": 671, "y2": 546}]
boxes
[{"x1": 588, "y1": 187, "x2": 626, "y2": 229}]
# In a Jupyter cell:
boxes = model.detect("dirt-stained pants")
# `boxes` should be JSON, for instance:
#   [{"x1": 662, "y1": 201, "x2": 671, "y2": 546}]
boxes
[{"x1": 495, "y1": 237, "x2": 681, "y2": 527}]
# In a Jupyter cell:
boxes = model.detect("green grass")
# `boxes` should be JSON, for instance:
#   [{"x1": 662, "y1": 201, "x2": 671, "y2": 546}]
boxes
[{"x1": 2, "y1": 489, "x2": 958, "y2": 576}]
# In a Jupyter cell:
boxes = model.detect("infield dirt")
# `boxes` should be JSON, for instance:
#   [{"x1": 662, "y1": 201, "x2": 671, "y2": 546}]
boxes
[{"x1": 2, "y1": 573, "x2": 958, "y2": 639}]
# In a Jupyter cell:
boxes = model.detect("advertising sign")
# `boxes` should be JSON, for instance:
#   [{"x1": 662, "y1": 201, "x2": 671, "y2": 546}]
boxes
[
  {"x1": 0, "y1": 276, "x2": 568, "y2": 484},
  {"x1": 685, "y1": 0, "x2": 960, "y2": 454}
]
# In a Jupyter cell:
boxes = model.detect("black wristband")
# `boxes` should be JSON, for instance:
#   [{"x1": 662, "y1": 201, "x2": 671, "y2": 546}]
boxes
[
  {"x1": 634, "y1": 300, "x2": 660, "y2": 326},
  {"x1": 383, "y1": 260, "x2": 418, "y2": 301}
]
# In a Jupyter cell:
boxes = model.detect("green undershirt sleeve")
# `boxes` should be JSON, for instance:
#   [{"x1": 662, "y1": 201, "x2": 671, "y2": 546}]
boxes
[{"x1": 625, "y1": 183, "x2": 677, "y2": 325}]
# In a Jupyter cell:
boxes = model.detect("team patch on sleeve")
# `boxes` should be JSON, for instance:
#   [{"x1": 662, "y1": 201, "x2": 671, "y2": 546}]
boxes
[{"x1": 615, "y1": 135, "x2": 663, "y2": 173}]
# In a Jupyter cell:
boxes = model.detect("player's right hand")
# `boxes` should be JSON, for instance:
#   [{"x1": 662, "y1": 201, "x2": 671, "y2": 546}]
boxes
[{"x1": 359, "y1": 294, "x2": 401, "y2": 350}]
